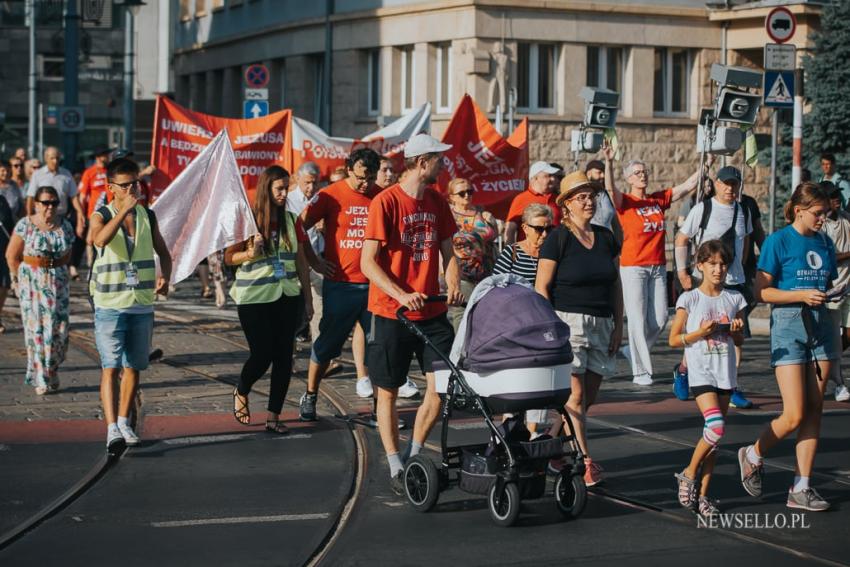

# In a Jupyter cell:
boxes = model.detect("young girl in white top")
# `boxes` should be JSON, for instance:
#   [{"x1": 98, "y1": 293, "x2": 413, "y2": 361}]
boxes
[{"x1": 668, "y1": 240, "x2": 747, "y2": 518}]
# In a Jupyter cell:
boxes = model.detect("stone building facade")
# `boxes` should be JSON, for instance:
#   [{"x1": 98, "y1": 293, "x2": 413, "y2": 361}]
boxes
[{"x1": 172, "y1": 0, "x2": 822, "y2": 205}]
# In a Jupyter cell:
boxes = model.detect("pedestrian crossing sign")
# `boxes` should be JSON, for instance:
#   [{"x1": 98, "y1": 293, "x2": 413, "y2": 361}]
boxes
[{"x1": 764, "y1": 71, "x2": 794, "y2": 108}]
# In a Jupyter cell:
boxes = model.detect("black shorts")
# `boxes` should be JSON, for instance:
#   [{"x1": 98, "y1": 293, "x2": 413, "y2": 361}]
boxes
[
  {"x1": 691, "y1": 385, "x2": 733, "y2": 397},
  {"x1": 367, "y1": 313, "x2": 454, "y2": 390}
]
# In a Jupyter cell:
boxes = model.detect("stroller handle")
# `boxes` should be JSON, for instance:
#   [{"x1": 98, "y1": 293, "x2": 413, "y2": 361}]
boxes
[{"x1": 396, "y1": 295, "x2": 447, "y2": 319}]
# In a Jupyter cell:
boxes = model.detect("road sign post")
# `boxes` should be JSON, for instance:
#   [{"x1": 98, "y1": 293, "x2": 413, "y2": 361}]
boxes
[{"x1": 59, "y1": 106, "x2": 85, "y2": 133}]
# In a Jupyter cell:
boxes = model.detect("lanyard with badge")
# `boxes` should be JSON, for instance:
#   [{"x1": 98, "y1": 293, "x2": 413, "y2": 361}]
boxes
[
  {"x1": 120, "y1": 208, "x2": 139, "y2": 288},
  {"x1": 270, "y1": 210, "x2": 286, "y2": 281}
]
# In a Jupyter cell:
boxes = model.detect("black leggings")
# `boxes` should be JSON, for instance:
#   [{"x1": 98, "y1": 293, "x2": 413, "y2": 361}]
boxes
[{"x1": 236, "y1": 293, "x2": 302, "y2": 414}]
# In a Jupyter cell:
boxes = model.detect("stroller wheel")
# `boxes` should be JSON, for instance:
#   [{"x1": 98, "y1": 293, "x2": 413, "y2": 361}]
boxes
[
  {"x1": 488, "y1": 482, "x2": 520, "y2": 527},
  {"x1": 554, "y1": 472, "x2": 587, "y2": 519},
  {"x1": 404, "y1": 455, "x2": 440, "y2": 512}
]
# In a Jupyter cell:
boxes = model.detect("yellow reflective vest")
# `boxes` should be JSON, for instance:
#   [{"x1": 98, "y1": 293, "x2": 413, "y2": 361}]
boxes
[
  {"x1": 229, "y1": 211, "x2": 301, "y2": 305},
  {"x1": 90, "y1": 204, "x2": 157, "y2": 309}
]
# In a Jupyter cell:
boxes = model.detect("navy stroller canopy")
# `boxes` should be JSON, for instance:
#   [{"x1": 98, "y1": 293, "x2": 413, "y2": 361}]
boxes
[{"x1": 460, "y1": 279, "x2": 573, "y2": 373}]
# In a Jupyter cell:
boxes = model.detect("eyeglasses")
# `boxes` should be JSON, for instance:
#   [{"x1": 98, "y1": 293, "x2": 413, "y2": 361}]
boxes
[
  {"x1": 805, "y1": 209, "x2": 829, "y2": 219},
  {"x1": 351, "y1": 172, "x2": 376, "y2": 184},
  {"x1": 10, "y1": 163, "x2": 22, "y2": 168},
  {"x1": 569, "y1": 193, "x2": 595, "y2": 203},
  {"x1": 453, "y1": 190, "x2": 474, "y2": 198},
  {"x1": 526, "y1": 224, "x2": 554, "y2": 234},
  {"x1": 110, "y1": 179, "x2": 139, "y2": 190},
  {"x1": 38, "y1": 199, "x2": 60, "y2": 207}
]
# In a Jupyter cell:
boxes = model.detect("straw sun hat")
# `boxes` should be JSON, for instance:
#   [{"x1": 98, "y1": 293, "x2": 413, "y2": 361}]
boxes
[{"x1": 556, "y1": 170, "x2": 600, "y2": 206}]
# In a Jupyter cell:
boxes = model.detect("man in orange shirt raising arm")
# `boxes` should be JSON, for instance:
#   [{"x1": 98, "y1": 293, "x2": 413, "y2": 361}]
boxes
[
  {"x1": 361, "y1": 133, "x2": 463, "y2": 494},
  {"x1": 504, "y1": 161, "x2": 562, "y2": 244}
]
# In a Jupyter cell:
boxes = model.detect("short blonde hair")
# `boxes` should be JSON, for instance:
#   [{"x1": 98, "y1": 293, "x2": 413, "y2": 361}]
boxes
[{"x1": 522, "y1": 203, "x2": 553, "y2": 225}]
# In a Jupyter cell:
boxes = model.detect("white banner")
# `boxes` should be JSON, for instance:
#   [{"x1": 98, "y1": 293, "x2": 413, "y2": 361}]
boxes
[{"x1": 151, "y1": 128, "x2": 258, "y2": 284}]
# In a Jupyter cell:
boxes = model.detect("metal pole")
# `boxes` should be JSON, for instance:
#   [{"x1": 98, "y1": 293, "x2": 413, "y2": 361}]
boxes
[
  {"x1": 769, "y1": 109, "x2": 778, "y2": 233},
  {"x1": 27, "y1": 0, "x2": 36, "y2": 158},
  {"x1": 123, "y1": 7, "x2": 135, "y2": 152},
  {"x1": 38, "y1": 103, "x2": 43, "y2": 158},
  {"x1": 63, "y1": 0, "x2": 79, "y2": 169},
  {"x1": 792, "y1": 92, "x2": 803, "y2": 191},
  {"x1": 322, "y1": 0, "x2": 333, "y2": 134}
]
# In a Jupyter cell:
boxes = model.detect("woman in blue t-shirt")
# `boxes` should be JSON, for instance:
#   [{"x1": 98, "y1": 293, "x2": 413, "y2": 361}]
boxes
[{"x1": 737, "y1": 182, "x2": 837, "y2": 512}]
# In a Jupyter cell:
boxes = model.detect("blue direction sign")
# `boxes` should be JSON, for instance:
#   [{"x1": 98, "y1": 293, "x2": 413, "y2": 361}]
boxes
[
  {"x1": 764, "y1": 70, "x2": 794, "y2": 108},
  {"x1": 243, "y1": 100, "x2": 269, "y2": 119}
]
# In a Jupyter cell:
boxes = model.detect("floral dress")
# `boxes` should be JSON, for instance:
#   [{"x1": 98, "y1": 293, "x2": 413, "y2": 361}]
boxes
[
  {"x1": 14, "y1": 217, "x2": 74, "y2": 389},
  {"x1": 451, "y1": 207, "x2": 498, "y2": 283}
]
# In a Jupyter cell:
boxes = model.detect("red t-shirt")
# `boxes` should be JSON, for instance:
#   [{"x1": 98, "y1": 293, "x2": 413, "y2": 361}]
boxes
[
  {"x1": 506, "y1": 190, "x2": 561, "y2": 242},
  {"x1": 365, "y1": 184, "x2": 457, "y2": 320},
  {"x1": 303, "y1": 179, "x2": 378, "y2": 284},
  {"x1": 79, "y1": 164, "x2": 110, "y2": 218},
  {"x1": 616, "y1": 188, "x2": 673, "y2": 267}
]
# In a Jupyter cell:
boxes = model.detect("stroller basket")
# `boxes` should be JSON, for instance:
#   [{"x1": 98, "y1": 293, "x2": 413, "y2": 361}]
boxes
[{"x1": 460, "y1": 445, "x2": 547, "y2": 499}]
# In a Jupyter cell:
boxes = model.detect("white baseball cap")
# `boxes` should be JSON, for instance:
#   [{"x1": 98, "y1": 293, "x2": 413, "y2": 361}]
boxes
[
  {"x1": 404, "y1": 133, "x2": 453, "y2": 158},
  {"x1": 529, "y1": 161, "x2": 560, "y2": 179}
]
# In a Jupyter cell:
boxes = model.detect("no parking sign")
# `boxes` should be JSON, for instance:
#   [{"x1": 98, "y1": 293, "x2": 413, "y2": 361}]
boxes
[{"x1": 244, "y1": 64, "x2": 270, "y2": 89}]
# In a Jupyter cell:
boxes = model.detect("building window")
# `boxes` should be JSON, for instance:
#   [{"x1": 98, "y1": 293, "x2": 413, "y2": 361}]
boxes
[
  {"x1": 435, "y1": 43, "x2": 452, "y2": 113},
  {"x1": 311, "y1": 54, "x2": 325, "y2": 125},
  {"x1": 654, "y1": 48, "x2": 691, "y2": 116},
  {"x1": 38, "y1": 55, "x2": 64, "y2": 81},
  {"x1": 367, "y1": 49, "x2": 380, "y2": 116},
  {"x1": 586, "y1": 46, "x2": 624, "y2": 99},
  {"x1": 400, "y1": 46, "x2": 415, "y2": 111},
  {"x1": 517, "y1": 43, "x2": 555, "y2": 113}
]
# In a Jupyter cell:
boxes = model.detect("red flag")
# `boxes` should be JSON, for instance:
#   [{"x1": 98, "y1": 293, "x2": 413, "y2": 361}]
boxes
[
  {"x1": 150, "y1": 96, "x2": 290, "y2": 204},
  {"x1": 437, "y1": 95, "x2": 529, "y2": 220}
]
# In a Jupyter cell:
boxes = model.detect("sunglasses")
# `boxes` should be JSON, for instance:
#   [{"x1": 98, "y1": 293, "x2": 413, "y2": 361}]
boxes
[
  {"x1": 110, "y1": 179, "x2": 139, "y2": 190},
  {"x1": 11, "y1": 163, "x2": 22, "y2": 168},
  {"x1": 38, "y1": 199, "x2": 60, "y2": 207},
  {"x1": 453, "y1": 190, "x2": 474, "y2": 198},
  {"x1": 526, "y1": 224, "x2": 554, "y2": 234}
]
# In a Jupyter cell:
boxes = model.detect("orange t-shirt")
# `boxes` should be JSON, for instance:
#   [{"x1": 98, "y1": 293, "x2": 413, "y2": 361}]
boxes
[
  {"x1": 616, "y1": 188, "x2": 673, "y2": 267},
  {"x1": 506, "y1": 190, "x2": 561, "y2": 242},
  {"x1": 365, "y1": 184, "x2": 457, "y2": 321},
  {"x1": 303, "y1": 179, "x2": 378, "y2": 284},
  {"x1": 79, "y1": 164, "x2": 110, "y2": 218}
]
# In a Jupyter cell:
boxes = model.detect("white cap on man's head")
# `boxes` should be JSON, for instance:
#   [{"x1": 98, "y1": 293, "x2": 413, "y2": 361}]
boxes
[
  {"x1": 529, "y1": 160, "x2": 559, "y2": 180},
  {"x1": 404, "y1": 133, "x2": 453, "y2": 158}
]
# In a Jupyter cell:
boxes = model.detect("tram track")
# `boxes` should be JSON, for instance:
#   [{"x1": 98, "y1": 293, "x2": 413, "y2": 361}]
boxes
[{"x1": 3, "y1": 297, "x2": 847, "y2": 565}]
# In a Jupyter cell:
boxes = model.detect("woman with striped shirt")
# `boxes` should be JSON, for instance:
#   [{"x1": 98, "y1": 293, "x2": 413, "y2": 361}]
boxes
[
  {"x1": 493, "y1": 202, "x2": 553, "y2": 436},
  {"x1": 493, "y1": 203, "x2": 552, "y2": 284}
]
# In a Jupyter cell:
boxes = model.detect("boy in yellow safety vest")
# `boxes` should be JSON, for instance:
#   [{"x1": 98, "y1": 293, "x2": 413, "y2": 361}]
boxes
[{"x1": 89, "y1": 157, "x2": 172, "y2": 453}]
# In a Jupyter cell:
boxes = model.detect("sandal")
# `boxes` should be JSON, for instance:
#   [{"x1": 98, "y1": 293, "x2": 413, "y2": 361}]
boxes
[
  {"x1": 201, "y1": 287, "x2": 213, "y2": 299},
  {"x1": 233, "y1": 388, "x2": 250, "y2": 425},
  {"x1": 674, "y1": 470, "x2": 698, "y2": 510},
  {"x1": 265, "y1": 419, "x2": 289, "y2": 435}
]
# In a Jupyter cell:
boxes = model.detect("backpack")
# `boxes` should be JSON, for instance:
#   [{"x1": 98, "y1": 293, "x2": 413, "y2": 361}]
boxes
[{"x1": 694, "y1": 198, "x2": 750, "y2": 262}]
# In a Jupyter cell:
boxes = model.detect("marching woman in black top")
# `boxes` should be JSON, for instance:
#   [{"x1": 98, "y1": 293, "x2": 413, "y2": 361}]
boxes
[{"x1": 536, "y1": 171, "x2": 623, "y2": 488}]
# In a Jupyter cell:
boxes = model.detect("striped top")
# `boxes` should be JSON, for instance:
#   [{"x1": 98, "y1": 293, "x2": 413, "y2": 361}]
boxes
[{"x1": 493, "y1": 244, "x2": 539, "y2": 285}]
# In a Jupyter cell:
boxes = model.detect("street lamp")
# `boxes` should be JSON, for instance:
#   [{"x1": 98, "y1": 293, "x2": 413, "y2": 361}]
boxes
[{"x1": 118, "y1": 0, "x2": 146, "y2": 152}]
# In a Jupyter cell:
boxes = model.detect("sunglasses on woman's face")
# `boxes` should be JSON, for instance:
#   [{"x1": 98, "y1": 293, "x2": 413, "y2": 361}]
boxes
[
  {"x1": 526, "y1": 224, "x2": 553, "y2": 234},
  {"x1": 453, "y1": 190, "x2": 474, "y2": 198},
  {"x1": 38, "y1": 199, "x2": 60, "y2": 207}
]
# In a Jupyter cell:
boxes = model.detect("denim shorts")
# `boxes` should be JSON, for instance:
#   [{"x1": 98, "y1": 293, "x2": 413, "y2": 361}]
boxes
[
  {"x1": 770, "y1": 305, "x2": 839, "y2": 367},
  {"x1": 310, "y1": 280, "x2": 371, "y2": 364},
  {"x1": 94, "y1": 309, "x2": 154, "y2": 370}
]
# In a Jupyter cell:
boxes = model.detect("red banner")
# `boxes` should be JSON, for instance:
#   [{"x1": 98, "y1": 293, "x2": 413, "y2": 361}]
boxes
[
  {"x1": 150, "y1": 96, "x2": 290, "y2": 204},
  {"x1": 437, "y1": 95, "x2": 529, "y2": 220}
]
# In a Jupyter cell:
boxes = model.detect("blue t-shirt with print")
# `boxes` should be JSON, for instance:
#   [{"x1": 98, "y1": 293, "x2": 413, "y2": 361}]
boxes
[{"x1": 757, "y1": 225, "x2": 838, "y2": 291}]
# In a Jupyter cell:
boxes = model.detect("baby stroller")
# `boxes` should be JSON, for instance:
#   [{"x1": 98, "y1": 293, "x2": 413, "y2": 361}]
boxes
[{"x1": 397, "y1": 275, "x2": 587, "y2": 527}]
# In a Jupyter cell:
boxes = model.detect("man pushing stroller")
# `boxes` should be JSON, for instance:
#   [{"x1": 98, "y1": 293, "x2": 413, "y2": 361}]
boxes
[{"x1": 360, "y1": 134, "x2": 464, "y2": 494}]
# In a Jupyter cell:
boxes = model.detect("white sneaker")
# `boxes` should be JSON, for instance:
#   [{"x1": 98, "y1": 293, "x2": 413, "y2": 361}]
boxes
[
  {"x1": 835, "y1": 384, "x2": 850, "y2": 402},
  {"x1": 356, "y1": 376, "x2": 374, "y2": 398},
  {"x1": 633, "y1": 374, "x2": 653, "y2": 386},
  {"x1": 106, "y1": 427, "x2": 125, "y2": 450},
  {"x1": 398, "y1": 377, "x2": 420, "y2": 399},
  {"x1": 118, "y1": 424, "x2": 140, "y2": 445}
]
